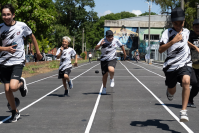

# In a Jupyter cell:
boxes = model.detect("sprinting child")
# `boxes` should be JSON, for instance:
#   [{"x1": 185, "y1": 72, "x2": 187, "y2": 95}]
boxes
[
  {"x1": 159, "y1": 7, "x2": 192, "y2": 122},
  {"x1": 0, "y1": 4, "x2": 42, "y2": 122},
  {"x1": 187, "y1": 19, "x2": 199, "y2": 108},
  {"x1": 56, "y1": 36, "x2": 77, "y2": 96},
  {"x1": 95, "y1": 30, "x2": 126, "y2": 94}
]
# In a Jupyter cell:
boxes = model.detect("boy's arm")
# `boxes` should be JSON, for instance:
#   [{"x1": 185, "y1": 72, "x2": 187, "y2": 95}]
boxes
[
  {"x1": 159, "y1": 31, "x2": 183, "y2": 53},
  {"x1": 95, "y1": 39, "x2": 104, "y2": 50},
  {"x1": 121, "y1": 45, "x2": 126, "y2": 60},
  {"x1": 29, "y1": 34, "x2": 42, "y2": 61},
  {"x1": 188, "y1": 41, "x2": 199, "y2": 52},
  {"x1": 0, "y1": 46, "x2": 17, "y2": 54},
  {"x1": 74, "y1": 54, "x2": 78, "y2": 67}
]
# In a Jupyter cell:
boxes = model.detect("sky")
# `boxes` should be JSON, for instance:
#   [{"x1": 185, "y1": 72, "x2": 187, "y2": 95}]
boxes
[{"x1": 86, "y1": 0, "x2": 162, "y2": 17}]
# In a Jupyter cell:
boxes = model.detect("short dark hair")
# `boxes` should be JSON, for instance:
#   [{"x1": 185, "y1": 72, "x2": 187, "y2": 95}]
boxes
[{"x1": 1, "y1": 4, "x2": 15, "y2": 14}]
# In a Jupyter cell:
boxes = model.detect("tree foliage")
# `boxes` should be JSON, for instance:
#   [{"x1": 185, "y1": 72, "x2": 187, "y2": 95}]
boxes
[
  {"x1": 139, "y1": 12, "x2": 157, "y2": 16},
  {"x1": 146, "y1": 0, "x2": 199, "y2": 30},
  {"x1": 0, "y1": 0, "x2": 57, "y2": 39}
]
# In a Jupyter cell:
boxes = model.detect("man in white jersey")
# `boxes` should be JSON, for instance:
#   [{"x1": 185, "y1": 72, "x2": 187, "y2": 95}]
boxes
[
  {"x1": 56, "y1": 36, "x2": 77, "y2": 96},
  {"x1": 0, "y1": 4, "x2": 42, "y2": 122},
  {"x1": 95, "y1": 30, "x2": 126, "y2": 94},
  {"x1": 159, "y1": 7, "x2": 192, "y2": 122}
]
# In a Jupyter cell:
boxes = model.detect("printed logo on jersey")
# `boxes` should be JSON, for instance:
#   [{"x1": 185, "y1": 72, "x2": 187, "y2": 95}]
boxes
[{"x1": 17, "y1": 31, "x2": 20, "y2": 35}]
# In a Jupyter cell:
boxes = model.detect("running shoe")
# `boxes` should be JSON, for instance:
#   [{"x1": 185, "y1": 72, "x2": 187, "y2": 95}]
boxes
[
  {"x1": 180, "y1": 110, "x2": 189, "y2": 122},
  {"x1": 187, "y1": 102, "x2": 196, "y2": 108},
  {"x1": 110, "y1": 78, "x2": 115, "y2": 88},
  {"x1": 20, "y1": 77, "x2": 28, "y2": 97},
  {"x1": 9, "y1": 110, "x2": 20, "y2": 123},
  {"x1": 102, "y1": 87, "x2": 106, "y2": 95},
  {"x1": 68, "y1": 80, "x2": 73, "y2": 89},
  {"x1": 166, "y1": 90, "x2": 173, "y2": 101},
  {"x1": 64, "y1": 90, "x2": 69, "y2": 96}
]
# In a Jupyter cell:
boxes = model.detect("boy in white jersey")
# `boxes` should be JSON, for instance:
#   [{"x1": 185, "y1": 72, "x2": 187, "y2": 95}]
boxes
[
  {"x1": 0, "y1": 4, "x2": 42, "y2": 123},
  {"x1": 56, "y1": 36, "x2": 77, "y2": 96},
  {"x1": 95, "y1": 30, "x2": 126, "y2": 94},
  {"x1": 159, "y1": 7, "x2": 192, "y2": 122}
]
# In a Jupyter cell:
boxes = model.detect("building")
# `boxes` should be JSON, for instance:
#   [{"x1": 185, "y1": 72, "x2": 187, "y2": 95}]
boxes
[{"x1": 104, "y1": 15, "x2": 171, "y2": 60}]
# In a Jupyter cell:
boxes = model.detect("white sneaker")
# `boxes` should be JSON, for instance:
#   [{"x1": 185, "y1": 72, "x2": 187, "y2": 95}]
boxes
[
  {"x1": 110, "y1": 78, "x2": 115, "y2": 87},
  {"x1": 102, "y1": 87, "x2": 106, "y2": 95},
  {"x1": 180, "y1": 110, "x2": 189, "y2": 122}
]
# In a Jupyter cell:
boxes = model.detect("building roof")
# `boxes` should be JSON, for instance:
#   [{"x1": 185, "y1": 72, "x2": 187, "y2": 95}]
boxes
[{"x1": 104, "y1": 15, "x2": 172, "y2": 28}]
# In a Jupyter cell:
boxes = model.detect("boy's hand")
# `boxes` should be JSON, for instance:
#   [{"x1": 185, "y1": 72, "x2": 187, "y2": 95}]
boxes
[
  {"x1": 172, "y1": 32, "x2": 183, "y2": 44},
  {"x1": 37, "y1": 53, "x2": 43, "y2": 61},
  {"x1": 73, "y1": 62, "x2": 78, "y2": 67},
  {"x1": 60, "y1": 46, "x2": 64, "y2": 51},
  {"x1": 100, "y1": 39, "x2": 105, "y2": 46},
  {"x1": 123, "y1": 54, "x2": 127, "y2": 61},
  {"x1": 7, "y1": 45, "x2": 17, "y2": 54},
  {"x1": 196, "y1": 47, "x2": 199, "y2": 53}
]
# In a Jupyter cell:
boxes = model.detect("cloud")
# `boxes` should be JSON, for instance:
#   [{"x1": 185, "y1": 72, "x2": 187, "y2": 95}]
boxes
[
  {"x1": 131, "y1": 10, "x2": 142, "y2": 16},
  {"x1": 99, "y1": 10, "x2": 112, "y2": 17}
]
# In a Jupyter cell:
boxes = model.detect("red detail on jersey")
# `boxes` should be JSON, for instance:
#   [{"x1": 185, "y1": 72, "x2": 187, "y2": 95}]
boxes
[
  {"x1": 17, "y1": 31, "x2": 20, "y2": 35},
  {"x1": 113, "y1": 44, "x2": 115, "y2": 46}
]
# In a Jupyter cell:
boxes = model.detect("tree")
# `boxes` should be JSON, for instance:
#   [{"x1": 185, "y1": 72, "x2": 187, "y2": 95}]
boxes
[
  {"x1": 0, "y1": 0, "x2": 57, "y2": 39},
  {"x1": 139, "y1": 12, "x2": 157, "y2": 16}
]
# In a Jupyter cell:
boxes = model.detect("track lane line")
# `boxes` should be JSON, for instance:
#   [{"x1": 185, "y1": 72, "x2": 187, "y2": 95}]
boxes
[
  {"x1": 120, "y1": 61, "x2": 194, "y2": 133},
  {"x1": 0, "y1": 63, "x2": 100, "y2": 124}
]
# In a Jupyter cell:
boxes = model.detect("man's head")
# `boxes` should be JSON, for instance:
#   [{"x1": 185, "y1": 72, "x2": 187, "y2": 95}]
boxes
[
  {"x1": 171, "y1": 7, "x2": 185, "y2": 32},
  {"x1": 62, "y1": 36, "x2": 71, "y2": 48},
  {"x1": 106, "y1": 30, "x2": 114, "y2": 42},
  {"x1": 193, "y1": 19, "x2": 199, "y2": 35}
]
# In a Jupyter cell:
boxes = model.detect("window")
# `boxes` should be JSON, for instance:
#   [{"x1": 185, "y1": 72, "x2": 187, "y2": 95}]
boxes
[{"x1": 144, "y1": 34, "x2": 160, "y2": 40}]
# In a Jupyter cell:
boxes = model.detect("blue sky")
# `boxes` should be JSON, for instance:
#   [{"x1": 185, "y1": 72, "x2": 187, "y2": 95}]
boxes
[{"x1": 86, "y1": 0, "x2": 162, "y2": 17}]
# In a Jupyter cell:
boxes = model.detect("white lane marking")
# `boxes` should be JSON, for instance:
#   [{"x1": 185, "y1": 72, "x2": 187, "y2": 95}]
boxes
[
  {"x1": 0, "y1": 62, "x2": 95, "y2": 95},
  {"x1": 85, "y1": 84, "x2": 103, "y2": 133},
  {"x1": 120, "y1": 61, "x2": 194, "y2": 133},
  {"x1": 0, "y1": 63, "x2": 100, "y2": 124},
  {"x1": 139, "y1": 62, "x2": 162, "y2": 69},
  {"x1": 128, "y1": 61, "x2": 165, "y2": 78}
]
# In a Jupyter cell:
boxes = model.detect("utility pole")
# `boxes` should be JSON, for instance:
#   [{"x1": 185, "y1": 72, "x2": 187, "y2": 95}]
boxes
[
  {"x1": 73, "y1": 36, "x2": 75, "y2": 49},
  {"x1": 85, "y1": 42, "x2": 86, "y2": 52},
  {"x1": 82, "y1": 28, "x2": 84, "y2": 53},
  {"x1": 181, "y1": 0, "x2": 184, "y2": 10},
  {"x1": 147, "y1": 0, "x2": 152, "y2": 64}
]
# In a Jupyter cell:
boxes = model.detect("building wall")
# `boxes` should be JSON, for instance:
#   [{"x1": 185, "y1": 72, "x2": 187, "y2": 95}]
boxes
[{"x1": 138, "y1": 28, "x2": 165, "y2": 59}]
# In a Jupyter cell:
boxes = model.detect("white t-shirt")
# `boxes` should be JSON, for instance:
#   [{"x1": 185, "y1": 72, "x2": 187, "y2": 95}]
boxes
[
  {"x1": 160, "y1": 28, "x2": 192, "y2": 72},
  {"x1": 0, "y1": 21, "x2": 32, "y2": 66},
  {"x1": 89, "y1": 54, "x2": 92, "y2": 58},
  {"x1": 97, "y1": 38, "x2": 123, "y2": 61},
  {"x1": 56, "y1": 47, "x2": 76, "y2": 71}
]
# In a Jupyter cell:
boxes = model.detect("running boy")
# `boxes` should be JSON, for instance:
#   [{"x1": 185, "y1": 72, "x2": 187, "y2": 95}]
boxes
[
  {"x1": 159, "y1": 7, "x2": 192, "y2": 122},
  {"x1": 95, "y1": 30, "x2": 126, "y2": 94},
  {"x1": 0, "y1": 4, "x2": 42, "y2": 122},
  {"x1": 187, "y1": 19, "x2": 199, "y2": 108},
  {"x1": 56, "y1": 36, "x2": 77, "y2": 96}
]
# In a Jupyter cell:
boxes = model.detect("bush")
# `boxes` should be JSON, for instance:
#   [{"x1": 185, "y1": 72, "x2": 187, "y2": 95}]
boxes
[{"x1": 80, "y1": 53, "x2": 86, "y2": 60}]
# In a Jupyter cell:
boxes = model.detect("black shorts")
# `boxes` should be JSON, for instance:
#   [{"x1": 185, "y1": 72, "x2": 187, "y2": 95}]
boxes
[
  {"x1": 163, "y1": 66, "x2": 192, "y2": 88},
  {"x1": 0, "y1": 65, "x2": 23, "y2": 83},
  {"x1": 101, "y1": 59, "x2": 117, "y2": 75},
  {"x1": 58, "y1": 67, "x2": 72, "y2": 79}
]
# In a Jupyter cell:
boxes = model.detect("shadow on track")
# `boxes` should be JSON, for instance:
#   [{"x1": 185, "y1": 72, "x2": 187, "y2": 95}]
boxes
[
  {"x1": 130, "y1": 119, "x2": 181, "y2": 133},
  {"x1": 155, "y1": 103, "x2": 182, "y2": 109}
]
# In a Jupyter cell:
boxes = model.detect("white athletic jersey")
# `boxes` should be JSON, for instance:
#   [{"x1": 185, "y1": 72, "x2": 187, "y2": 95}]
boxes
[
  {"x1": 97, "y1": 38, "x2": 123, "y2": 61},
  {"x1": 0, "y1": 21, "x2": 32, "y2": 66},
  {"x1": 89, "y1": 54, "x2": 92, "y2": 58},
  {"x1": 56, "y1": 47, "x2": 76, "y2": 71},
  {"x1": 160, "y1": 28, "x2": 192, "y2": 72}
]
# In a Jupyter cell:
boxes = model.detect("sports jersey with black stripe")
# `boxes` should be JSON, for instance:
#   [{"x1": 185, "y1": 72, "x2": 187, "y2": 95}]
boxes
[
  {"x1": 56, "y1": 47, "x2": 76, "y2": 71},
  {"x1": 97, "y1": 38, "x2": 123, "y2": 61},
  {"x1": 0, "y1": 21, "x2": 32, "y2": 66},
  {"x1": 160, "y1": 28, "x2": 192, "y2": 72}
]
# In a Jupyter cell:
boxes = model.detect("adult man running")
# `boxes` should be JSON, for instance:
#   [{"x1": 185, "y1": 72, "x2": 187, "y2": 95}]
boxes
[{"x1": 95, "y1": 30, "x2": 126, "y2": 94}]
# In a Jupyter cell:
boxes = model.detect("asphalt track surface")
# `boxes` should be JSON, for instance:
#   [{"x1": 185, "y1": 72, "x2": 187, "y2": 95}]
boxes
[{"x1": 0, "y1": 61, "x2": 198, "y2": 133}]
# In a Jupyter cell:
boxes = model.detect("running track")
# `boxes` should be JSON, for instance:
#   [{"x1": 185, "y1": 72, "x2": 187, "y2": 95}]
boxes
[{"x1": 0, "y1": 61, "x2": 198, "y2": 133}]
